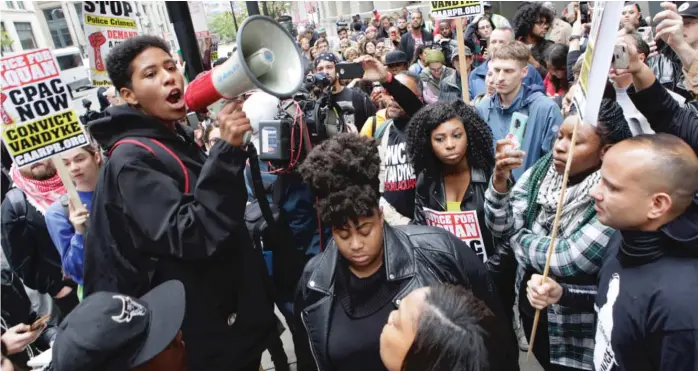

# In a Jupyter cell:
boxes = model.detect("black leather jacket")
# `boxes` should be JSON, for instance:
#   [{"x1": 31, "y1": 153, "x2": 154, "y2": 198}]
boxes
[
  {"x1": 412, "y1": 168, "x2": 518, "y2": 320},
  {"x1": 293, "y1": 224, "x2": 519, "y2": 371},
  {"x1": 648, "y1": 46, "x2": 691, "y2": 100}
]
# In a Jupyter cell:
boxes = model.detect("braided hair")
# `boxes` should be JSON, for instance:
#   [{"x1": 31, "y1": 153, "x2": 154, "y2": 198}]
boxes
[
  {"x1": 523, "y1": 98, "x2": 632, "y2": 227},
  {"x1": 406, "y1": 100, "x2": 495, "y2": 177},
  {"x1": 298, "y1": 134, "x2": 381, "y2": 228}
]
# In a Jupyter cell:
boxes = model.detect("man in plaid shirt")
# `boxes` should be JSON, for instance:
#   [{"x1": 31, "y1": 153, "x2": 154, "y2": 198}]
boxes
[{"x1": 483, "y1": 99, "x2": 632, "y2": 370}]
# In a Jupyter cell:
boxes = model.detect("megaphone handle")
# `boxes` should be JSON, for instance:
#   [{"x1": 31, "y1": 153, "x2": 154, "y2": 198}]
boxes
[{"x1": 242, "y1": 130, "x2": 253, "y2": 145}]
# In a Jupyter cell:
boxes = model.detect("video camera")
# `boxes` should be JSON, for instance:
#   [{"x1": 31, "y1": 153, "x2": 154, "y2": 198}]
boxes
[{"x1": 256, "y1": 72, "x2": 347, "y2": 170}]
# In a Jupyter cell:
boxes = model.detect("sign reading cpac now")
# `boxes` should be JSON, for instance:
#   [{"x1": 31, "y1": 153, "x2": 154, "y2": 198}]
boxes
[{"x1": 0, "y1": 49, "x2": 89, "y2": 167}]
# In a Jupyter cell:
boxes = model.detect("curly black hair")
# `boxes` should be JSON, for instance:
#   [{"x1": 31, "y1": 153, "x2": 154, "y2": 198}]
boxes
[
  {"x1": 513, "y1": 2, "x2": 554, "y2": 40},
  {"x1": 406, "y1": 100, "x2": 495, "y2": 177},
  {"x1": 298, "y1": 134, "x2": 381, "y2": 228},
  {"x1": 105, "y1": 35, "x2": 171, "y2": 91}
]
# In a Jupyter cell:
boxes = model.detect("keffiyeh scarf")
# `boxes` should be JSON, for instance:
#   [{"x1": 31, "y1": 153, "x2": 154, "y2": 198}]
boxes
[{"x1": 9, "y1": 165, "x2": 66, "y2": 214}]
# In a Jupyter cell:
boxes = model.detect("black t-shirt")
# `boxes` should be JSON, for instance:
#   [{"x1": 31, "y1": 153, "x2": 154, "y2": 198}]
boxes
[
  {"x1": 380, "y1": 118, "x2": 416, "y2": 219},
  {"x1": 333, "y1": 87, "x2": 376, "y2": 132},
  {"x1": 594, "y1": 232, "x2": 698, "y2": 371},
  {"x1": 327, "y1": 261, "x2": 398, "y2": 371}
]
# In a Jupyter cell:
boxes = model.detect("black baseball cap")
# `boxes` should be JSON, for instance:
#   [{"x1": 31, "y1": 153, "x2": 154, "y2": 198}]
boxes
[
  {"x1": 52, "y1": 280, "x2": 186, "y2": 371},
  {"x1": 678, "y1": 2, "x2": 698, "y2": 18},
  {"x1": 385, "y1": 50, "x2": 409, "y2": 65}
]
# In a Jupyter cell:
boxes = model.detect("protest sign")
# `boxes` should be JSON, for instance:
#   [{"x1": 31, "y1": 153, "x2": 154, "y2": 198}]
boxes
[
  {"x1": 573, "y1": 1, "x2": 623, "y2": 126},
  {"x1": 430, "y1": 1, "x2": 481, "y2": 103},
  {"x1": 210, "y1": 34, "x2": 220, "y2": 61},
  {"x1": 83, "y1": 1, "x2": 140, "y2": 87},
  {"x1": 430, "y1": 1, "x2": 483, "y2": 19},
  {"x1": 1, "y1": 49, "x2": 90, "y2": 168},
  {"x1": 423, "y1": 208, "x2": 487, "y2": 262}
]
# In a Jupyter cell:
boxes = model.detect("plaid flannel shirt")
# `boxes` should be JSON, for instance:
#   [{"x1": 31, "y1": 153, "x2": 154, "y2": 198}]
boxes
[{"x1": 484, "y1": 169, "x2": 614, "y2": 370}]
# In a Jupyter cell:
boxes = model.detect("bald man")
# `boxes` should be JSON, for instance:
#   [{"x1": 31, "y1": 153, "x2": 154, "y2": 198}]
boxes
[{"x1": 526, "y1": 134, "x2": 698, "y2": 371}]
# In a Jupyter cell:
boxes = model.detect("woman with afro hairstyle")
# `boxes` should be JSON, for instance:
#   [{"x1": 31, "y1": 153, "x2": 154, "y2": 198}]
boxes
[
  {"x1": 512, "y1": 2, "x2": 555, "y2": 78},
  {"x1": 485, "y1": 99, "x2": 633, "y2": 370},
  {"x1": 294, "y1": 134, "x2": 519, "y2": 371},
  {"x1": 407, "y1": 99, "x2": 517, "y2": 324}
]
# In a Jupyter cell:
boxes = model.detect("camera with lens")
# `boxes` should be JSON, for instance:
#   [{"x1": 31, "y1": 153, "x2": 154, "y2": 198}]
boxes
[{"x1": 257, "y1": 73, "x2": 347, "y2": 169}]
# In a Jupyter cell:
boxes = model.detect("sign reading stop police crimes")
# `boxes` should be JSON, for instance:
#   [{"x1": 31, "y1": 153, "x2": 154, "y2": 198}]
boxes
[
  {"x1": 423, "y1": 208, "x2": 487, "y2": 262},
  {"x1": 83, "y1": 1, "x2": 140, "y2": 87},
  {"x1": 0, "y1": 49, "x2": 89, "y2": 167},
  {"x1": 430, "y1": 1, "x2": 483, "y2": 19}
]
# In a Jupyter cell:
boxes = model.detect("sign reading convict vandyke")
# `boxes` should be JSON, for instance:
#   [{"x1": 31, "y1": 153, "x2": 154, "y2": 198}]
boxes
[
  {"x1": 83, "y1": 1, "x2": 141, "y2": 87},
  {"x1": 1, "y1": 49, "x2": 89, "y2": 167}
]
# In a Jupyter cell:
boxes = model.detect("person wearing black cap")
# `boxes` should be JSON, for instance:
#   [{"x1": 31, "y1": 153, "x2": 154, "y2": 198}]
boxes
[
  {"x1": 315, "y1": 53, "x2": 376, "y2": 132},
  {"x1": 384, "y1": 50, "x2": 409, "y2": 75},
  {"x1": 52, "y1": 280, "x2": 186, "y2": 371}
]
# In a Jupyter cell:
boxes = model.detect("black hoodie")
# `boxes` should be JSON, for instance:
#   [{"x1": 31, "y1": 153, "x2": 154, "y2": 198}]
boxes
[{"x1": 84, "y1": 106, "x2": 275, "y2": 371}]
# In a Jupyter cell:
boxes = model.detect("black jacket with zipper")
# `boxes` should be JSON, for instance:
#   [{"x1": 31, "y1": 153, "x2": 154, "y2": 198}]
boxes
[
  {"x1": 85, "y1": 105, "x2": 276, "y2": 371},
  {"x1": 411, "y1": 168, "x2": 518, "y2": 321},
  {"x1": 293, "y1": 224, "x2": 519, "y2": 371},
  {"x1": 398, "y1": 28, "x2": 434, "y2": 62}
]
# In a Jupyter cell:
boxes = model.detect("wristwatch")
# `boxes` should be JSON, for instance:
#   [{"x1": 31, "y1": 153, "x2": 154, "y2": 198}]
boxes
[{"x1": 569, "y1": 35, "x2": 581, "y2": 41}]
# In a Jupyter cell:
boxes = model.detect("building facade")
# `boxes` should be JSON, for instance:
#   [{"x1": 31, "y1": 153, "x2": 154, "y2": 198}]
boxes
[
  {"x1": 1, "y1": 0, "x2": 51, "y2": 55},
  {"x1": 1, "y1": 0, "x2": 174, "y2": 56}
]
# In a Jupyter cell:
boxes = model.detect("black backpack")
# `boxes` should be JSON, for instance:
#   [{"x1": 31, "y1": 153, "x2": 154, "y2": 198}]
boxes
[{"x1": 244, "y1": 146, "x2": 309, "y2": 303}]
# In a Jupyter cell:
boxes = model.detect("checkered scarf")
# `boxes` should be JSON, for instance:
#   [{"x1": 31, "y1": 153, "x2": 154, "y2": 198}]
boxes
[{"x1": 9, "y1": 165, "x2": 66, "y2": 214}]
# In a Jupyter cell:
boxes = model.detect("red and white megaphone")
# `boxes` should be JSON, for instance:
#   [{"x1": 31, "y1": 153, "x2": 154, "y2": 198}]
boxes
[{"x1": 184, "y1": 16, "x2": 304, "y2": 143}]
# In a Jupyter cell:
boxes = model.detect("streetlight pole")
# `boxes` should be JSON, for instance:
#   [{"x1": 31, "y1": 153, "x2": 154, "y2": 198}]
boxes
[{"x1": 230, "y1": 2, "x2": 239, "y2": 31}]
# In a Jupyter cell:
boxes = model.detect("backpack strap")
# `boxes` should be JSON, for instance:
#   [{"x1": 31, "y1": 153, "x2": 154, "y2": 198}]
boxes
[
  {"x1": 5, "y1": 188, "x2": 27, "y2": 222},
  {"x1": 109, "y1": 138, "x2": 191, "y2": 194},
  {"x1": 370, "y1": 115, "x2": 377, "y2": 137}
]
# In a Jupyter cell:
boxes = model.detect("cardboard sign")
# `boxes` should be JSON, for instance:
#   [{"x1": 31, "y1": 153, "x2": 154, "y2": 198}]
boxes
[
  {"x1": 1, "y1": 49, "x2": 89, "y2": 167},
  {"x1": 83, "y1": 1, "x2": 141, "y2": 87},
  {"x1": 573, "y1": 1, "x2": 623, "y2": 126},
  {"x1": 423, "y1": 208, "x2": 487, "y2": 262},
  {"x1": 430, "y1": 1, "x2": 483, "y2": 19}
]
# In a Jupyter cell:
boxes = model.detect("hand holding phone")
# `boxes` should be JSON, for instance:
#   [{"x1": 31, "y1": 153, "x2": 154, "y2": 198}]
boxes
[
  {"x1": 30, "y1": 315, "x2": 51, "y2": 332},
  {"x1": 337, "y1": 62, "x2": 365, "y2": 80},
  {"x1": 612, "y1": 44, "x2": 629, "y2": 69}
]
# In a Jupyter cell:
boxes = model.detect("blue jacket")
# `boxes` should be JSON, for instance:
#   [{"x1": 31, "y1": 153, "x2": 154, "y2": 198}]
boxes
[
  {"x1": 469, "y1": 59, "x2": 544, "y2": 101},
  {"x1": 244, "y1": 161, "x2": 329, "y2": 256},
  {"x1": 476, "y1": 84, "x2": 562, "y2": 180},
  {"x1": 44, "y1": 190, "x2": 93, "y2": 285}
]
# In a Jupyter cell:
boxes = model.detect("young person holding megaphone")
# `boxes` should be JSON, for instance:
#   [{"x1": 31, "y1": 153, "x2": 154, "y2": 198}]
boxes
[{"x1": 85, "y1": 14, "x2": 307, "y2": 370}]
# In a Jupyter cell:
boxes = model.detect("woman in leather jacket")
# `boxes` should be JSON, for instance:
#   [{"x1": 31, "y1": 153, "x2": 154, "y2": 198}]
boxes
[
  {"x1": 406, "y1": 99, "x2": 518, "y2": 322},
  {"x1": 294, "y1": 134, "x2": 519, "y2": 371}
]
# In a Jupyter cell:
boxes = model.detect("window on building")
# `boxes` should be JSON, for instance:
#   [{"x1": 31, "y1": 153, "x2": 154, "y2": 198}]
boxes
[
  {"x1": 1, "y1": 22, "x2": 13, "y2": 53},
  {"x1": 43, "y1": 7, "x2": 73, "y2": 48},
  {"x1": 56, "y1": 54, "x2": 83, "y2": 71},
  {"x1": 5, "y1": 1, "x2": 14, "y2": 9},
  {"x1": 13, "y1": 22, "x2": 36, "y2": 50},
  {"x1": 17, "y1": 1, "x2": 24, "y2": 9}
]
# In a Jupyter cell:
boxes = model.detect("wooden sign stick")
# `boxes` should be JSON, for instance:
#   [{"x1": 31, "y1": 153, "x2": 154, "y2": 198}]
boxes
[
  {"x1": 527, "y1": 115, "x2": 581, "y2": 360},
  {"x1": 51, "y1": 158, "x2": 82, "y2": 211},
  {"x1": 455, "y1": 18, "x2": 470, "y2": 104}
]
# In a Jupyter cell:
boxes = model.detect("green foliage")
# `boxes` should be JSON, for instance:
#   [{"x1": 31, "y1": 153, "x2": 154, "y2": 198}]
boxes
[{"x1": 1, "y1": 30, "x2": 13, "y2": 48}]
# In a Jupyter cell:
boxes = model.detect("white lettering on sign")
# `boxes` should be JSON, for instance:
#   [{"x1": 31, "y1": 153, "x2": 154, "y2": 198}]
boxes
[{"x1": 423, "y1": 208, "x2": 487, "y2": 262}]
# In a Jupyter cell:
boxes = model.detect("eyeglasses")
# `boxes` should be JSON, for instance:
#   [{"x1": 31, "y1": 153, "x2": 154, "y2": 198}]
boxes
[
  {"x1": 208, "y1": 137, "x2": 221, "y2": 147},
  {"x1": 478, "y1": 24, "x2": 492, "y2": 30}
]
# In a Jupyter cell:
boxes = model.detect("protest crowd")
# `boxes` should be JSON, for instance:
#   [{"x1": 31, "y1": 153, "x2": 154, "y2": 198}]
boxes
[{"x1": 1, "y1": 1, "x2": 698, "y2": 371}]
